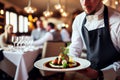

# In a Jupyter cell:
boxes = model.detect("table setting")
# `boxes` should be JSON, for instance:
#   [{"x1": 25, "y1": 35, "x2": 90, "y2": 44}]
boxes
[{"x1": 0, "y1": 36, "x2": 42, "y2": 80}]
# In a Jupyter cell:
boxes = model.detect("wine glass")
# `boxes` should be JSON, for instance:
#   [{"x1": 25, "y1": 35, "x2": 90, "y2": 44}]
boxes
[
  {"x1": 13, "y1": 36, "x2": 19, "y2": 48},
  {"x1": 18, "y1": 36, "x2": 24, "y2": 48},
  {"x1": 11, "y1": 36, "x2": 17, "y2": 47}
]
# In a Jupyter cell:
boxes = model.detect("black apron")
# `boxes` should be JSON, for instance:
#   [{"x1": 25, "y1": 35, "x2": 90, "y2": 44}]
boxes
[
  {"x1": 82, "y1": 5, "x2": 120, "y2": 70},
  {"x1": 0, "y1": 50, "x2": 4, "y2": 61}
]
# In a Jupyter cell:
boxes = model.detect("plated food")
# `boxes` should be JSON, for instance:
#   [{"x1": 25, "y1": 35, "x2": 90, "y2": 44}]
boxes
[
  {"x1": 34, "y1": 56, "x2": 91, "y2": 72},
  {"x1": 34, "y1": 47, "x2": 91, "y2": 72},
  {"x1": 44, "y1": 53, "x2": 80, "y2": 69}
]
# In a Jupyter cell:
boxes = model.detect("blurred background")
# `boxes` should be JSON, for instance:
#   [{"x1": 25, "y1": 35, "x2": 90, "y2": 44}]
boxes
[
  {"x1": 0, "y1": 0, "x2": 120, "y2": 80},
  {"x1": 0, "y1": 0, "x2": 120, "y2": 36}
]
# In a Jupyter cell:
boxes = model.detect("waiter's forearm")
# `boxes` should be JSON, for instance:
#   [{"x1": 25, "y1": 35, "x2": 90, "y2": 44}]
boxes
[
  {"x1": 102, "y1": 68, "x2": 117, "y2": 80},
  {"x1": 101, "y1": 61, "x2": 120, "y2": 80}
]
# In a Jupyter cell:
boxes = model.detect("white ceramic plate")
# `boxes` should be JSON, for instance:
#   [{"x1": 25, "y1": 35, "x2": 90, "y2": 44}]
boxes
[{"x1": 34, "y1": 57, "x2": 91, "y2": 72}]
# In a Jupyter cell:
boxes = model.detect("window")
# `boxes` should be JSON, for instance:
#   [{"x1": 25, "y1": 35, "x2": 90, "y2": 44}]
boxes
[
  {"x1": 24, "y1": 17, "x2": 28, "y2": 33},
  {"x1": 19, "y1": 15, "x2": 24, "y2": 33},
  {"x1": 6, "y1": 11, "x2": 17, "y2": 33},
  {"x1": 6, "y1": 10, "x2": 29, "y2": 33},
  {"x1": 18, "y1": 15, "x2": 28, "y2": 33}
]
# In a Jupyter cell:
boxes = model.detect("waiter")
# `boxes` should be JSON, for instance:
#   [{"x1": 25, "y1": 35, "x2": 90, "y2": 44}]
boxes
[{"x1": 69, "y1": 0, "x2": 120, "y2": 80}]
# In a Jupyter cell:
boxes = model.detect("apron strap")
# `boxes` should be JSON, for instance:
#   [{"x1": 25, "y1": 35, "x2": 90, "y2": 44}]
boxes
[{"x1": 104, "y1": 5, "x2": 109, "y2": 32}]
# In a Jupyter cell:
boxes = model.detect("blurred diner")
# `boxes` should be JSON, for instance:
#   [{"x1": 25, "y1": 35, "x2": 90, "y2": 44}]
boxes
[
  {"x1": 33, "y1": 22, "x2": 62, "y2": 46},
  {"x1": 60, "y1": 26, "x2": 71, "y2": 42},
  {"x1": 0, "y1": 24, "x2": 13, "y2": 48},
  {"x1": 31, "y1": 19, "x2": 47, "y2": 41}
]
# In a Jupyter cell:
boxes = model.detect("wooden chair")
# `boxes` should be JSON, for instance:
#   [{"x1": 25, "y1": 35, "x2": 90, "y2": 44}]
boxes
[{"x1": 40, "y1": 41, "x2": 65, "y2": 80}]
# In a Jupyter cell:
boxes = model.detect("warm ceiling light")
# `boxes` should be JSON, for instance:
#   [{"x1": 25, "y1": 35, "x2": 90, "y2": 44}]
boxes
[
  {"x1": 61, "y1": 11, "x2": 68, "y2": 17},
  {"x1": 115, "y1": 0, "x2": 119, "y2": 5},
  {"x1": 0, "y1": 26, "x2": 2, "y2": 29},
  {"x1": 43, "y1": 0, "x2": 53, "y2": 17},
  {"x1": 24, "y1": 0, "x2": 37, "y2": 14},
  {"x1": 54, "y1": 4, "x2": 62, "y2": 10},
  {"x1": 102, "y1": 0, "x2": 108, "y2": 4},
  {"x1": 59, "y1": 8, "x2": 64, "y2": 13},
  {"x1": 61, "y1": 0, "x2": 68, "y2": 17},
  {"x1": 43, "y1": 10, "x2": 53, "y2": 17},
  {"x1": 0, "y1": 9, "x2": 4, "y2": 15},
  {"x1": 54, "y1": 0, "x2": 62, "y2": 10},
  {"x1": 24, "y1": 6, "x2": 37, "y2": 13}
]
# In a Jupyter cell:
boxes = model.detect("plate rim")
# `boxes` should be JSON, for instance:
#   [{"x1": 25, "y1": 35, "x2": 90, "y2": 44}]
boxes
[{"x1": 34, "y1": 56, "x2": 91, "y2": 72}]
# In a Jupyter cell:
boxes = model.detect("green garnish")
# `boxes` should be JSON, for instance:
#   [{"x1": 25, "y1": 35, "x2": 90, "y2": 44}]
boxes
[
  {"x1": 63, "y1": 48, "x2": 69, "y2": 55},
  {"x1": 62, "y1": 60, "x2": 68, "y2": 68},
  {"x1": 62, "y1": 63, "x2": 68, "y2": 68},
  {"x1": 62, "y1": 57, "x2": 65, "y2": 60},
  {"x1": 60, "y1": 47, "x2": 69, "y2": 55}
]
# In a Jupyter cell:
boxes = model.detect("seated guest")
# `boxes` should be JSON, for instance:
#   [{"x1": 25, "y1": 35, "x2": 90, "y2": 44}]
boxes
[
  {"x1": 31, "y1": 19, "x2": 46, "y2": 41},
  {"x1": 0, "y1": 24, "x2": 13, "y2": 48},
  {"x1": 33, "y1": 22, "x2": 62, "y2": 46},
  {"x1": 60, "y1": 26, "x2": 71, "y2": 42}
]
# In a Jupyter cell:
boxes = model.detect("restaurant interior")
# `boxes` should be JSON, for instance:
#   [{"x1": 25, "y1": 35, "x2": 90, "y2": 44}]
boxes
[{"x1": 0, "y1": 0, "x2": 120, "y2": 80}]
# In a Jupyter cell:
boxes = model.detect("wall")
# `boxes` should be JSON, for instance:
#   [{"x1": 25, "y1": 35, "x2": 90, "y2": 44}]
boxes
[{"x1": 0, "y1": 0, "x2": 22, "y2": 12}]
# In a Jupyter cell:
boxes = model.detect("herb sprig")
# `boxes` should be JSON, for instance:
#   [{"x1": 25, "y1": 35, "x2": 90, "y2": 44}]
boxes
[{"x1": 60, "y1": 47, "x2": 69, "y2": 55}]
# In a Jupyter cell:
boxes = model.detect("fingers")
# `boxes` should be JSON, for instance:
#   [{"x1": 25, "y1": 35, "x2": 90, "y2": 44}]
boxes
[
  {"x1": 77, "y1": 68, "x2": 89, "y2": 73},
  {"x1": 76, "y1": 67, "x2": 98, "y2": 79}
]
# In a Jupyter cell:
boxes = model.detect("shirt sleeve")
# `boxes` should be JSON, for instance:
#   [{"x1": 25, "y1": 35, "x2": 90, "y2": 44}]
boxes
[
  {"x1": 69, "y1": 17, "x2": 83, "y2": 57},
  {"x1": 33, "y1": 32, "x2": 53, "y2": 46},
  {"x1": 117, "y1": 23, "x2": 120, "y2": 51}
]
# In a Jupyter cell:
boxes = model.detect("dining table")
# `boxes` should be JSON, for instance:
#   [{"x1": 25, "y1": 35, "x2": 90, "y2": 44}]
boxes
[{"x1": 0, "y1": 45, "x2": 42, "y2": 80}]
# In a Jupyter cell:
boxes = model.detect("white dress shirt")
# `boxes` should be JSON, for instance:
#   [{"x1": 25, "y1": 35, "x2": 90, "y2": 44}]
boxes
[
  {"x1": 69, "y1": 5, "x2": 120, "y2": 80},
  {"x1": 33, "y1": 29, "x2": 55, "y2": 46},
  {"x1": 60, "y1": 28, "x2": 71, "y2": 42}
]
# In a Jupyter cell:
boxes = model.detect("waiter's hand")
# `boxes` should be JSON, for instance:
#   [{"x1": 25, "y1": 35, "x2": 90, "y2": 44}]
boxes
[{"x1": 77, "y1": 67, "x2": 99, "y2": 79}]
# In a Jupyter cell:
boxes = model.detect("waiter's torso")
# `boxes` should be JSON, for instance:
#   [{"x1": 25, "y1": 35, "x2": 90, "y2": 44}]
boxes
[{"x1": 81, "y1": 5, "x2": 120, "y2": 70}]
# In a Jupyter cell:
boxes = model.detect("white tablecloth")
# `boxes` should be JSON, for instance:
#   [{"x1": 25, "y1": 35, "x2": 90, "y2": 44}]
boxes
[{"x1": 0, "y1": 46, "x2": 42, "y2": 80}]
